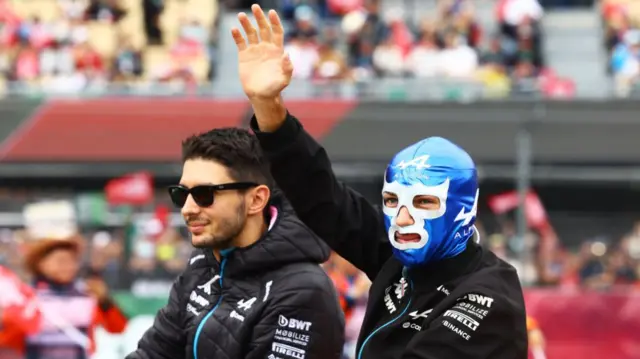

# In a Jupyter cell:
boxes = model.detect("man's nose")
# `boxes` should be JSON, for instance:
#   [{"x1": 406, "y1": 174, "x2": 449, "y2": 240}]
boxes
[
  {"x1": 181, "y1": 194, "x2": 200, "y2": 217},
  {"x1": 396, "y1": 206, "x2": 415, "y2": 226}
]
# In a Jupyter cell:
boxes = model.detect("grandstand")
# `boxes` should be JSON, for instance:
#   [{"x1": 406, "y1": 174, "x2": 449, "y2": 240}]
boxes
[
  {"x1": 0, "y1": 0, "x2": 589, "y2": 98},
  {"x1": 0, "y1": 0, "x2": 218, "y2": 93}
]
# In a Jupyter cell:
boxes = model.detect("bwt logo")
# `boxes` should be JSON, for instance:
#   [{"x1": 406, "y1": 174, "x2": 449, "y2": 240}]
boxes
[
  {"x1": 278, "y1": 315, "x2": 312, "y2": 331},
  {"x1": 467, "y1": 294, "x2": 494, "y2": 308}
]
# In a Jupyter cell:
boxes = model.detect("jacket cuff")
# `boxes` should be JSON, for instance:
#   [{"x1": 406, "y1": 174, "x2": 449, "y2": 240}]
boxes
[{"x1": 250, "y1": 112, "x2": 301, "y2": 152}]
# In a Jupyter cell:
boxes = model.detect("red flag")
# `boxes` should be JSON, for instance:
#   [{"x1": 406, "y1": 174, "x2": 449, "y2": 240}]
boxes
[
  {"x1": 105, "y1": 171, "x2": 154, "y2": 206},
  {"x1": 487, "y1": 190, "x2": 550, "y2": 231},
  {"x1": 0, "y1": 265, "x2": 41, "y2": 335}
]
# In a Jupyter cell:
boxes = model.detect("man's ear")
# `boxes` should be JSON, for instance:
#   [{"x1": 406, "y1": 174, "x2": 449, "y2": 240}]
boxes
[{"x1": 247, "y1": 185, "x2": 270, "y2": 215}]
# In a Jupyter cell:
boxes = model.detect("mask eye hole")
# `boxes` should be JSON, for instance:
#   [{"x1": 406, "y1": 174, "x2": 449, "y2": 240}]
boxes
[
  {"x1": 413, "y1": 195, "x2": 440, "y2": 210},
  {"x1": 383, "y1": 192, "x2": 398, "y2": 208}
]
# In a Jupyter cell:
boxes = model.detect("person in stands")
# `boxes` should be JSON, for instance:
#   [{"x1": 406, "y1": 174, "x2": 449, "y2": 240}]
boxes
[{"x1": 0, "y1": 236, "x2": 128, "y2": 359}]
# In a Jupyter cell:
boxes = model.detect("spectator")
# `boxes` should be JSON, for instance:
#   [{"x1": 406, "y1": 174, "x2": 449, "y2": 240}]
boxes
[
  {"x1": 178, "y1": 16, "x2": 209, "y2": 45},
  {"x1": 438, "y1": 0, "x2": 482, "y2": 49},
  {"x1": 405, "y1": 24, "x2": 441, "y2": 78},
  {"x1": 285, "y1": 33, "x2": 319, "y2": 80},
  {"x1": 58, "y1": 0, "x2": 89, "y2": 20},
  {"x1": 497, "y1": 0, "x2": 544, "y2": 68},
  {"x1": 347, "y1": 0, "x2": 387, "y2": 69},
  {"x1": 372, "y1": 33, "x2": 404, "y2": 77},
  {"x1": 511, "y1": 60, "x2": 538, "y2": 93},
  {"x1": 313, "y1": 29, "x2": 349, "y2": 80},
  {"x1": 438, "y1": 31, "x2": 478, "y2": 78},
  {"x1": 13, "y1": 45, "x2": 40, "y2": 82},
  {"x1": 611, "y1": 29, "x2": 640, "y2": 96},
  {"x1": 286, "y1": 4, "x2": 319, "y2": 40},
  {"x1": 85, "y1": 0, "x2": 126, "y2": 23},
  {"x1": 112, "y1": 35, "x2": 143, "y2": 81},
  {"x1": 577, "y1": 241, "x2": 610, "y2": 290},
  {"x1": 39, "y1": 40, "x2": 75, "y2": 77},
  {"x1": 73, "y1": 41, "x2": 104, "y2": 76}
]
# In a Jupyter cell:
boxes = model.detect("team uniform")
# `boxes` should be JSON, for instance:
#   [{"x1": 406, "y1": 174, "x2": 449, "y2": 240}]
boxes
[
  {"x1": 126, "y1": 193, "x2": 345, "y2": 359},
  {"x1": 252, "y1": 113, "x2": 528, "y2": 359}
]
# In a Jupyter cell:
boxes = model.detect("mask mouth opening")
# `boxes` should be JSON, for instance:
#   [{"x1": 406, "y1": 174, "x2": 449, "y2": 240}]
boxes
[{"x1": 394, "y1": 231, "x2": 422, "y2": 244}]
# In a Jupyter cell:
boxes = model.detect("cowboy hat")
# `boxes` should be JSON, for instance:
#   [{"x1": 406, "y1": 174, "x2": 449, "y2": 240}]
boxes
[{"x1": 23, "y1": 236, "x2": 82, "y2": 275}]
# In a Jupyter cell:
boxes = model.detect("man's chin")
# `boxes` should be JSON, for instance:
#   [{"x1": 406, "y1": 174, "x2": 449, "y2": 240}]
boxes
[
  {"x1": 191, "y1": 234, "x2": 213, "y2": 248},
  {"x1": 191, "y1": 234, "x2": 233, "y2": 250}
]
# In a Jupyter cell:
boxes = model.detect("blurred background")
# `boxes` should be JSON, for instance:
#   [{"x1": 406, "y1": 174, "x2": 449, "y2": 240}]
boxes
[{"x1": 1, "y1": 0, "x2": 640, "y2": 358}]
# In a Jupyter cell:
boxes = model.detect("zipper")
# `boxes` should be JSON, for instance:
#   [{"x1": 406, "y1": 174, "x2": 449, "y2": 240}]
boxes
[
  {"x1": 193, "y1": 255, "x2": 229, "y2": 359},
  {"x1": 356, "y1": 279, "x2": 414, "y2": 359}
]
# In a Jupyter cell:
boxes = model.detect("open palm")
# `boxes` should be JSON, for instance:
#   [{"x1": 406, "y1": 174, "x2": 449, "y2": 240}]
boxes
[{"x1": 232, "y1": 5, "x2": 293, "y2": 99}]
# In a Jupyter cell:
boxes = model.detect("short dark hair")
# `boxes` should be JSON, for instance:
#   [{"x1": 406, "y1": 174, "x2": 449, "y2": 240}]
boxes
[{"x1": 182, "y1": 128, "x2": 274, "y2": 188}]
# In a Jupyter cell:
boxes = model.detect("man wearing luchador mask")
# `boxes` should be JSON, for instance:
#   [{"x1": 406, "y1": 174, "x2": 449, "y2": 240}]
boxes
[{"x1": 234, "y1": 4, "x2": 528, "y2": 358}]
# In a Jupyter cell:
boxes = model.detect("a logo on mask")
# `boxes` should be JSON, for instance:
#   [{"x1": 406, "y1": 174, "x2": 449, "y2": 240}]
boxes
[
  {"x1": 395, "y1": 154, "x2": 432, "y2": 170},
  {"x1": 454, "y1": 190, "x2": 478, "y2": 226}
]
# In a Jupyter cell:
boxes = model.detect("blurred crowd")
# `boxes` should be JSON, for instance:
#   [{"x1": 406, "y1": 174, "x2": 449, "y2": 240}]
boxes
[
  {"x1": 0, "y1": 0, "x2": 217, "y2": 94},
  {"x1": 272, "y1": 0, "x2": 574, "y2": 98},
  {"x1": 479, "y1": 219, "x2": 640, "y2": 290},
  {"x1": 0, "y1": 0, "x2": 577, "y2": 98},
  {"x1": 603, "y1": 0, "x2": 640, "y2": 96}
]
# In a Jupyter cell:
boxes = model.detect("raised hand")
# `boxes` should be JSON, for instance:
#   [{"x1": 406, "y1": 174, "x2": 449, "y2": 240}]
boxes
[{"x1": 232, "y1": 4, "x2": 294, "y2": 100}]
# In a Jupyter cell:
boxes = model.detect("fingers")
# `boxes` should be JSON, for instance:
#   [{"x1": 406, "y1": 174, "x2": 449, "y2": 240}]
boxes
[
  {"x1": 269, "y1": 9, "x2": 285, "y2": 48},
  {"x1": 231, "y1": 27, "x2": 247, "y2": 51},
  {"x1": 235, "y1": 5, "x2": 284, "y2": 47},
  {"x1": 238, "y1": 12, "x2": 259, "y2": 45},
  {"x1": 281, "y1": 53, "x2": 293, "y2": 78},
  {"x1": 252, "y1": 4, "x2": 272, "y2": 43}
]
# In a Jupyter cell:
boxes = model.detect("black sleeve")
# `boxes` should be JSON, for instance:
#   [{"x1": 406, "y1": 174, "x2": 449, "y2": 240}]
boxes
[
  {"x1": 251, "y1": 113, "x2": 392, "y2": 280},
  {"x1": 401, "y1": 292, "x2": 528, "y2": 359},
  {"x1": 125, "y1": 275, "x2": 187, "y2": 359},
  {"x1": 244, "y1": 273, "x2": 345, "y2": 359}
]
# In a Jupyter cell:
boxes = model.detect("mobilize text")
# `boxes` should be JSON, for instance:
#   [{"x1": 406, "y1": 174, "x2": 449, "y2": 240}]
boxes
[
  {"x1": 278, "y1": 315, "x2": 312, "y2": 331},
  {"x1": 275, "y1": 329, "x2": 310, "y2": 346}
]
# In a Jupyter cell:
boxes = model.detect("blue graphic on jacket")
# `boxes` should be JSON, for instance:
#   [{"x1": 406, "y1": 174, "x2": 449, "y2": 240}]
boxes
[{"x1": 382, "y1": 137, "x2": 479, "y2": 267}]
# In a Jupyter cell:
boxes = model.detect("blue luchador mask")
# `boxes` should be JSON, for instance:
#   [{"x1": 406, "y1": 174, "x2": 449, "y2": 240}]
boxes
[{"x1": 382, "y1": 137, "x2": 479, "y2": 267}]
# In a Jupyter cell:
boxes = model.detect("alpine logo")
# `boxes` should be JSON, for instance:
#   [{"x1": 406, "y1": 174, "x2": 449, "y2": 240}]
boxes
[
  {"x1": 409, "y1": 309, "x2": 432, "y2": 320},
  {"x1": 197, "y1": 275, "x2": 219, "y2": 295},
  {"x1": 278, "y1": 315, "x2": 312, "y2": 331},
  {"x1": 454, "y1": 189, "x2": 479, "y2": 226}
]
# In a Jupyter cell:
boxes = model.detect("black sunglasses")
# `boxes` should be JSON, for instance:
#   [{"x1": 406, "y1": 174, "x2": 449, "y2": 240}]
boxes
[{"x1": 167, "y1": 182, "x2": 259, "y2": 208}]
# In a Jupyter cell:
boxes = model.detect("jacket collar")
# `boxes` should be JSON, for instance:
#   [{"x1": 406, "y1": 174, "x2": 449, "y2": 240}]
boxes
[{"x1": 405, "y1": 234, "x2": 483, "y2": 292}]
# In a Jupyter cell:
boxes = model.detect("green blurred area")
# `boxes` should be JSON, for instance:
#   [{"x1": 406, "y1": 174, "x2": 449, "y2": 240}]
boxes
[{"x1": 113, "y1": 292, "x2": 167, "y2": 317}]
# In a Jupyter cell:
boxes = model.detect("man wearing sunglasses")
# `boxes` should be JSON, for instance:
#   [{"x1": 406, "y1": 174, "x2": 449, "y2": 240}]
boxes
[
  {"x1": 231, "y1": 4, "x2": 527, "y2": 359},
  {"x1": 126, "y1": 128, "x2": 345, "y2": 359}
]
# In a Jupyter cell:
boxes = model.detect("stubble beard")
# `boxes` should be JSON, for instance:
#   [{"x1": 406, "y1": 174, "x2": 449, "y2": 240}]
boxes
[{"x1": 191, "y1": 201, "x2": 246, "y2": 251}]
